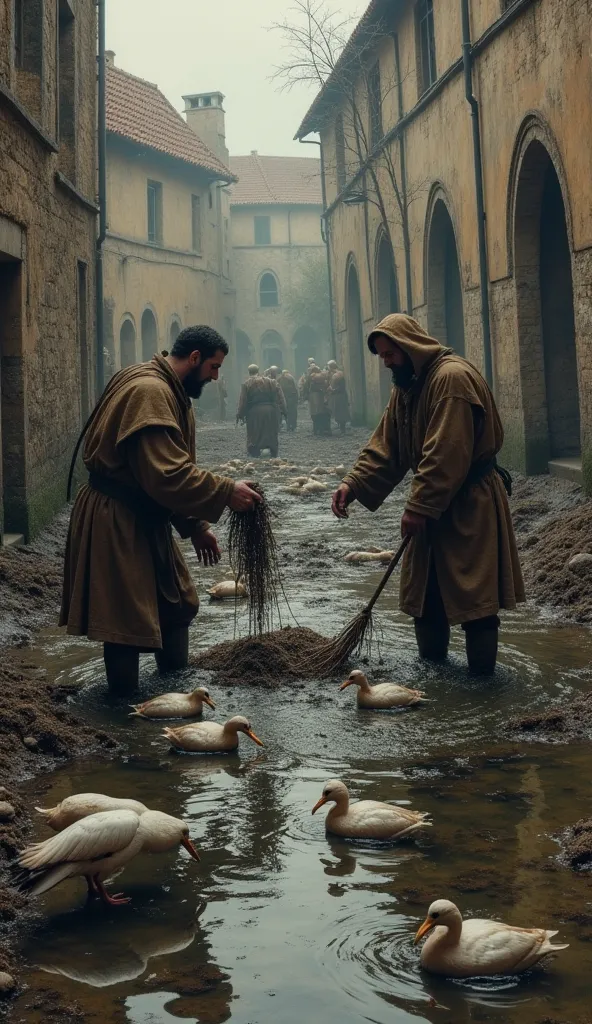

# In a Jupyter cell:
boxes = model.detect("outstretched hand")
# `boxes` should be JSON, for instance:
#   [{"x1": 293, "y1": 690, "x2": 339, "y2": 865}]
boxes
[
  {"x1": 228, "y1": 480, "x2": 262, "y2": 512},
  {"x1": 332, "y1": 483, "x2": 354, "y2": 519},
  {"x1": 192, "y1": 529, "x2": 222, "y2": 566}
]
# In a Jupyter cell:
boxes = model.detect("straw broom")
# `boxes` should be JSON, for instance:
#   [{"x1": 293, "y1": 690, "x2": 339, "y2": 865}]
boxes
[{"x1": 305, "y1": 535, "x2": 411, "y2": 677}]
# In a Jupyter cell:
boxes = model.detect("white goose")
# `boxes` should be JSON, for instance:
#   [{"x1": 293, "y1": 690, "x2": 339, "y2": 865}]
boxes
[
  {"x1": 312, "y1": 780, "x2": 431, "y2": 840},
  {"x1": 129, "y1": 687, "x2": 216, "y2": 720},
  {"x1": 414, "y1": 899, "x2": 568, "y2": 977},
  {"x1": 340, "y1": 670, "x2": 429, "y2": 709},
  {"x1": 14, "y1": 809, "x2": 200, "y2": 907},
  {"x1": 163, "y1": 715, "x2": 264, "y2": 753},
  {"x1": 36, "y1": 793, "x2": 149, "y2": 832}
]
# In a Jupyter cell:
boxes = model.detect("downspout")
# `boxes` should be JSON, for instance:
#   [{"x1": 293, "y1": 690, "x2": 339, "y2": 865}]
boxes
[
  {"x1": 299, "y1": 136, "x2": 337, "y2": 360},
  {"x1": 461, "y1": 0, "x2": 493, "y2": 387},
  {"x1": 393, "y1": 33, "x2": 413, "y2": 315},
  {"x1": 95, "y1": 0, "x2": 107, "y2": 397}
]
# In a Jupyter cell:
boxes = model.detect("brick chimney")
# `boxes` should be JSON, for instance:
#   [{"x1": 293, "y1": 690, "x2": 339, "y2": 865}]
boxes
[
  {"x1": 183, "y1": 92, "x2": 228, "y2": 165},
  {"x1": 105, "y1": 50, "x2": 116, "y2": 66}
]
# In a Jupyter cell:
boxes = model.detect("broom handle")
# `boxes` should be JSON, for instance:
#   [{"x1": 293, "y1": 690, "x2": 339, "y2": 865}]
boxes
[{"x1": 363, "y1": 535, "x2": 411, "y2": 615}]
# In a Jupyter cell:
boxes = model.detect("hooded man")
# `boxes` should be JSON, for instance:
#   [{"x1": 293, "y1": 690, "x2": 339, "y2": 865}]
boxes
[
  {"x1": 332, "y1": 313, "x2": 524, "y2": 675},
  {"x1": 279, "y1": 369, "x2": 299, "y2": 432},
  {"x1": 61, "y1": 325, "x2": 260, "y2": 693},
  {"x1": 327, "y1": 368, "x2": 350, "y2": 435},
  {"x1": 306, "y1": 365, "x2": 331, "y2": 436},
  {"x1": 236, "y1": 364, "x2": 287, "y2": 457}
]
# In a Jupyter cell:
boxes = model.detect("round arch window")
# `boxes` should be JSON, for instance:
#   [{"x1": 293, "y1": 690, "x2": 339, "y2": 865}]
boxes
[{"x1": 259, "y1": 273, "x2": 279, "y2": 308}]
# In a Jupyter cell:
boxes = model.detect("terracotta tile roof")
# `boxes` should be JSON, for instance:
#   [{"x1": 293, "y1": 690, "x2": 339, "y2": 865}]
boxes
[
  {"x1": 229, "y1": 153, "x2": 322, "y2": 206},
  {"x1": 106, "y1": 63, "x2": 235, "y2": 182}
]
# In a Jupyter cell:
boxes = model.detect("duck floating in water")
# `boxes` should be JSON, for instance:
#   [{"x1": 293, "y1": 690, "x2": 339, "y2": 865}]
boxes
[
  {"x1": 414, "y1": 899, "x2": 568, "y2": 977},
  {"x1": 312, "y1": 780, "x2": 431, "y2": 840},
  {"x1": 163, "y1": 715, "x2": 264, "y2": 753},
  {"x1": 207, "y1": 580, "x2": 247, "y2": 600},
  {"x1": 14, "y1": 809, "x2": 200, "y2": 907},
  {"x1": 344, "y1": 550, "x2": 394, "y2": 564},
  {"x1": 129, "y1": 687, "x2": 215, "y2": 720},
  {"x1": 36, "y1": 793, "x2": 149, "y2": 832},
  {"x1": 340, "y1": 670, "x2": 429, "y2": 709}
]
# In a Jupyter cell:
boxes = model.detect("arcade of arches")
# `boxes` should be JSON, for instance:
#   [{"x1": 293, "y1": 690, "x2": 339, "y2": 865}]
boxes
[
  {"x1": 141, "y1": 308, "x2": 158, "y2": 362},
  {"x1": 426, "y1": 198, "x2": 465, "y2": 358}
]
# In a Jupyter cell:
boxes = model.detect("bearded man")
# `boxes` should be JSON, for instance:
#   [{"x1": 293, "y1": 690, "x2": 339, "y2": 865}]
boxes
[
  {"x1": 61, "y1": 325, "x2": 260, "y2": 692},
  {"x1": 332, "y1": 313, "x2": 524, "y2": 675}
]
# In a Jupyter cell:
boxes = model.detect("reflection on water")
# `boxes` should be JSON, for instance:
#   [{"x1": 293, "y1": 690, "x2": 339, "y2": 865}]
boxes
[{"x1": 12, "y1": 468, "x2": 592, "y2": 1023}]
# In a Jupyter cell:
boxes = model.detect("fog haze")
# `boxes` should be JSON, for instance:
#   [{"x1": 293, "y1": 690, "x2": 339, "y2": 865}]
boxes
[{"x1": 107, "y1": 0, "x2": 367, "y2": 157}]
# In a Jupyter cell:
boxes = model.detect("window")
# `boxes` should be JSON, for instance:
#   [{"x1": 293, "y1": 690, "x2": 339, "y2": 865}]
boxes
[
  {"x1": 14, "y1": 0, "x2": 24, "y2": 67},
  {"x1": 259, "y1": 273, "x2": 279, "y2": 307},
  {"x1": 416, "y1": 0, "x2": 437, "y2": 95},
  {"x1": 335, "y1": 113, "x2": 346, "y2": 191},
  {"x1": 58, "y1": 0, "x2": 76, "y2": 179},
  {"x1": 13, "y1": 0, "x2": 43, "y2": 118},
  {"x1": 77, "y1": 262, "x2": 89, "y2": 419},
  {"x1": 368, "y1": 62, "x2": 382, "y2": 148},
  {"x1": 208, "y1": 187, "x2": 213, "y2": 209},
  {"x1": 191, "y1": 194, "x2": 201, "y2": 252},
  {"x1": 254, "y1": 215, "x2": 271, "y2": 246},
  {"x1": 147, "y1": 180, "x2": 163, "y2": 243}
]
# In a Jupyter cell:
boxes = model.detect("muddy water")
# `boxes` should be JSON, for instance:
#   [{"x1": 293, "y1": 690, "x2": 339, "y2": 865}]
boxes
[{"x1": 10, "y1": 466, "x2": 592, "y2": 1024}]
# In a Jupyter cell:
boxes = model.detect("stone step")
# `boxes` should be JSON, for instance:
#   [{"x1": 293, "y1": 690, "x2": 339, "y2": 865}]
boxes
[
  {"x1": 548, "y1": 457, "x2": 582, "y2": 484},
  {"x1": 1, "y1": 533, "x2": 25, "y2": 548}
]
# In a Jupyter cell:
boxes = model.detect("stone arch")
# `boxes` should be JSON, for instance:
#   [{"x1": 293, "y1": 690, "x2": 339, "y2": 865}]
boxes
[
  {"x1": 169, "y1": 317, "x2": 182, "y2": 346},
  {"x1": 375, "y1": 229, "x2": 399, "y2": 406},
  {"x1": 119, "y1": 315, "x2": 137, "y2": 368},
  {"x1": 345, "y1": 255, "x2": 366, "y2": 424},
  {"x1": 141, "y1": 307, "x2": 158, "y2": 361},
  {"x1": 235, "y1": 329, "x2": 254, "y2": 381},
  {"x1": 510, "y1": 120, "x2": 581, "y2": 468},
  {"x1": 261, "y1": 329, "x2": 284, "y2": 370},
  {"x1": 292, "y1": 325, "x2": 318, "y2": 379},
  {"x1": 258, "y1": 270, "x2": 280, "y2": 308},
  {"x1": 425, "y1": 187, "x2": 465, "y2": 355}
]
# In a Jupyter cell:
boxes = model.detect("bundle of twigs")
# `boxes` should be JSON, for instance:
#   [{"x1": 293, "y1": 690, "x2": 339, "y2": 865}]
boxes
[{"x1": 227, "y1": 484, "x2": 284, "y2": 635}]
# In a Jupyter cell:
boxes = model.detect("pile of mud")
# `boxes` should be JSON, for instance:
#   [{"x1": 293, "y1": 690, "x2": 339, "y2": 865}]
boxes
[
  {"x1": 194, "y1": 626, "x2": 342, "y2": 686},
  {"x1": 518, "y1": 500, "x2": 592, "y2": 623},
  {"x1": 510, "y1": 689, "x2": 592, "y2": 738},
  {"x1": 558, "y1": 818, "x2": 592, "y2": 871}
]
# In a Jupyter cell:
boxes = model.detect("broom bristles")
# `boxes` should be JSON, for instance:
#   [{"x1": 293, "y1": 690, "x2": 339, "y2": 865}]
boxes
[{"x1": 303, "y1": 608, "x2": 373, "y2": 677}]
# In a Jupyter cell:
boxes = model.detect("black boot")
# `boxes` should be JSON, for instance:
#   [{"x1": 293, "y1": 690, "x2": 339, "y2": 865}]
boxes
[
  {"x1": 463, "y1": 617, "x2": 499, "y2": 675},
  {"x1": 103, "y1": 643, "x2": 140, "y2": 694},
  {"x1": 414, "y1": 619, "x2": 450, "y2": 661},
  {"x1": 155, "y1": 626, "x2": 189, "y2": 674}
]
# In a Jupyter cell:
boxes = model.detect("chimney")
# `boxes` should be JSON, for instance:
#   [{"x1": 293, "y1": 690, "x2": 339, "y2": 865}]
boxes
[
  {"x1": 105, "y1": 50, "x2": 116, "y2": 67},
  {"x1": 183, "y1": 92, "x2": 228, "y2": 166}
]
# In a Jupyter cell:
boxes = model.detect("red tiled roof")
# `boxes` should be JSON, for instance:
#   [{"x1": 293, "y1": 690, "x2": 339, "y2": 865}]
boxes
[
  {"x1": 229, "y1": 153, "x2": 322, "y2": 206},
  {"x1": 106, "y1": 64, "x2": 236, "y2": 182}
]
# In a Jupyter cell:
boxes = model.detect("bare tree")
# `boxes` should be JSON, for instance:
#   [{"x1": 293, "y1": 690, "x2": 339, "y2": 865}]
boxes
[{"x1": 271, "y1": 0, "x2": 426, "y2": 314}]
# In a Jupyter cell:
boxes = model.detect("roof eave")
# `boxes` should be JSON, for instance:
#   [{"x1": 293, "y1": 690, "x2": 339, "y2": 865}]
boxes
[{"x1": 106, "y1": 129, "x2": 237, "y2": 183}]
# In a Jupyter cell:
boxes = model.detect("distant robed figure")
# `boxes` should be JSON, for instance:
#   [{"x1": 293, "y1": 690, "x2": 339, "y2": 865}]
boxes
[{"x1": 236, "y1": 364, "x2": 287, "y2": 457}]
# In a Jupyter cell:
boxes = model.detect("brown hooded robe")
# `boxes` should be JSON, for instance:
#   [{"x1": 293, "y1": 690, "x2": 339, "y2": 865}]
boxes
[
  {"x1": 60, "y1": 356, "x2": 235, "y2": 649},
  {"x1": 237, "y1": 375, "x2": 287, "y2": 451},
  {"x1": 343, "y1": 314, "x2": 525, "y2": 626}
]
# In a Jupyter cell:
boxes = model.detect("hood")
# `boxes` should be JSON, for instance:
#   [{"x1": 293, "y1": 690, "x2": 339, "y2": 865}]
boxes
[{"x1": 368, "y1": 314, "x2": 445, "y2": 378}]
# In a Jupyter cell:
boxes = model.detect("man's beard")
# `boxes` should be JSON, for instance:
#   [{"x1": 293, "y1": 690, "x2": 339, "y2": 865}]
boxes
[
  {"x1": 391, "y1": 362, "x2": 415, "y2": 390},
  {"x1": 184, "y1": 370, "x2": 208, "y2": 399}
]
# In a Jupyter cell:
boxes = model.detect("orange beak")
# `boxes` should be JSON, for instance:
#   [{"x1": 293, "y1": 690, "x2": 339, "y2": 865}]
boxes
[
  {"x1": 339, "y1": 678, "x2": 353, "y2": 691},
  {"x1": 414, "y1": 918, "x2": 435, "y2": 945},
  {"x1": 246, "y1": 729, "x2": 264, "y2": 747},
  {"x1": 202, "y1": 696, "x2": 216, "y2": 710},
  {"x1": 181, "y1": 835, "x2": 201, "y2": 862},
  {"x1": 312, "y1": 795, "x2": 328, "y2": 815}
]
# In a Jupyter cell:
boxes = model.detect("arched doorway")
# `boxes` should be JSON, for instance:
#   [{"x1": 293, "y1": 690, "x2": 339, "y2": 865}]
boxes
[
  {"x1": 261, "y1": 330, "x2": 284, "y2": 370},
  {"x1": 169, "y1": 319, "x2": 181, "y2": 346},
  {"x1": 375, "y1": 233, "x2": 399, "y2": 407},
  {"x1": 292, "y1": 326, "x2": 318, "y2": 378},
  {"x1": 141, "y1": 308, "x2": 158, "y2": 361},
  {"x1": 514, "y1": 141, "x2": 580, "y2": 467},
  {"x1": 346, "y1": 261, "x2": 366, "y2": 424},
  {"x1": 427, "y1": 199, "x2": 465, "y2": 355},
  {"x1": 235, "y1": 329, "x2": 253, "y2": 382},
  {"x1": 119, "y1": 318, "x2": 136, "y2": 367}
]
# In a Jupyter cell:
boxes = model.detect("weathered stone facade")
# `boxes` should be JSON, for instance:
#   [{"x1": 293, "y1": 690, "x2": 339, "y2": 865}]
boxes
[
  {"x1": 298, "y1": 0, "x2": 592, "y2": 487},
  {"x1": 0, "y1": 0, "x2": 98, "y2": 540}
]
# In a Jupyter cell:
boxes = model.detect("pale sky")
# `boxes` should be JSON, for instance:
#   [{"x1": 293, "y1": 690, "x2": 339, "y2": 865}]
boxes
[{"x1": 106, "y1": 0, "x2": 367, "y2": 157}]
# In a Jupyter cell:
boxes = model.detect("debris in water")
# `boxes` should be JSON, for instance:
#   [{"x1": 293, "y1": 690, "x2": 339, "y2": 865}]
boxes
[{"x1": 194, "y1": 626, "x2": 353, "y2": 686}]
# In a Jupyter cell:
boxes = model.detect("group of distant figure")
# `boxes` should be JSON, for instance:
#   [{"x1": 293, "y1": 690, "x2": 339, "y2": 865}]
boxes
[{"x1": 235, "y1": 359, "x2": 351, "y2": 458}]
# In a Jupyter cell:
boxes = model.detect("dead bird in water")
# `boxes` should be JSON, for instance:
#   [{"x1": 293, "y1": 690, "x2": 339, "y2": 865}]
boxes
[
  {"x1": 129, "y1": 687, "x2": 216, "y2": 720},
  {"x1": 207, "y1": 579, "x2": 248, "y2": 600}
]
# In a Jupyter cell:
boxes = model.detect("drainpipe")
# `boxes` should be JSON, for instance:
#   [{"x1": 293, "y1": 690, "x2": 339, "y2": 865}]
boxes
[
  {"x1": 299, "y1": 136, "x2": 337, "y2": 361},
  {"x1": 461, "y1": 0, "x2": 493, "y2": 387},
  {"x1": 95, "y1": 0, "x2": 107, "y2": 397},
  {"x1": 393, "y1": 33, "x2": 413, "y2": 315}
]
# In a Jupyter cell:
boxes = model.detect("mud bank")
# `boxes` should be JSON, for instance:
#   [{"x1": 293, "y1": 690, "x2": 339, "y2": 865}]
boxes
[{"x1": 557, "y1": 818, "x2": 592, "y2": 871}]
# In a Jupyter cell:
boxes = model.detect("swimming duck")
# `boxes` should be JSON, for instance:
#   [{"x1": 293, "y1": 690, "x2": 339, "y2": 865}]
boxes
[
  {"x1": 129, "y1": 687, "x2": 215, "y2": 720},
  {"x1": 207, "y1": 580, "x2": 247, "y2": 600},
  {"x1": 14, "y1": 809, "x2": 200, "y2": 906},
  {"x1": 340, "y1": 670, "x2": 429, "y2": 709},
  {"x1": 36, "y1": 793, "x2": 149, "y2": 832},
  {"x1": 414, "y1": 899, "x2": 568, "y2": 977},
  {"x1": 163, "y1": 715, "x2": 264, "y2": 753},
  {"x1": 312, "y1": 780, "x2": 431, "y2": 840}
]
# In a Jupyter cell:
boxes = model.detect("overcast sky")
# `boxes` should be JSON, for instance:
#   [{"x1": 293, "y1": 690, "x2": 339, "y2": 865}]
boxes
[{"x1": 106, "y1": 0, "x2": 367, "y2": 157}]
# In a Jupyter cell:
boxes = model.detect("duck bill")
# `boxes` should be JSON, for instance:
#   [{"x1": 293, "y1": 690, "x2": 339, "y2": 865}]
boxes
[
  {"x1": 181, "y1": 836, "x2": 201, "y2": 862},
  {"x1": 414, "y1": 918, "x2": 435, "y2": 945},
  {"x1": 311, "y1": 795, "x2": 328, "y2": 816},
  {"x1": 246, "y1": 729, "x2": 264, "y2": 747},
  {"x1": 202, "y1": 696, "x2": 216, "y2": 710},
  {"x1": 339, "y1": 679, "x2": 353, "y2": 691}
]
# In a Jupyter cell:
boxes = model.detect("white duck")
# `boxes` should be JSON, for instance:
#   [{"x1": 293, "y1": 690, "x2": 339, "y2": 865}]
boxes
[
  {"x1": 207, "y1": 579, "x2": 247, "y2": 600},
  {"x1": 312, "y1": 780, "x2": 431, "y2": 840},
  {"x1": 344, "y1": 550, "x2": 394, "y2": 564},
  {"x1": 163, "y1": 715, "x2": 264, "y2": 753},
  {"x1": 414, "y1": 899, "x2": 568, "y2": 977},
  {"x1": 36, "y1": 793, "x2": 149, "y2": 832},
  {"x1": 14, "y1": 809, "x2": 200, "y2": 907},
  {"x1": 129, "y1": 687, "x2": 216, "y2": 720},
  {"x1": 340, "y1": 670, "x2": 429, "y2": 710}
]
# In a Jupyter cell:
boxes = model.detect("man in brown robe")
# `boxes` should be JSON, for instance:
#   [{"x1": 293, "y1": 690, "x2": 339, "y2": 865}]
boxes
[
  {"x1": 327, "y1": 368, "x2": 350, "y2": 435},
  {"x1": 306, "y1": 366, "x2": 331, "y2": 436},
  {"x1": 236, "y1": 364, "x2": 287, "y2": 457},
  {"x1": 279, "y1": 370, "x2": 299, "y2": 432},
  {"x1": 332, "y1": 313, "x2": 524, "y2": 675},
  {"x1": 61, "y1": 325, "x2": 260, "y2": 692}
]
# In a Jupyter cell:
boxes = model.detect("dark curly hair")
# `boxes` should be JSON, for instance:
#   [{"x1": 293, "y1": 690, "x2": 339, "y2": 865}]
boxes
[{"x1": 170, "y1": 325, "x2": 229, "y2": 360}]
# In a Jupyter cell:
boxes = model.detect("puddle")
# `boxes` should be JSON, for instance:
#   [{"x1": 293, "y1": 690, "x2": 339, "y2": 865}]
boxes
[{"x1": 9, "y1": 465, "x2": 592, "y2": 1024}]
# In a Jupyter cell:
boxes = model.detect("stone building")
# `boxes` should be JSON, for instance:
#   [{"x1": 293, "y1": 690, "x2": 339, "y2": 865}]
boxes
[
  {"x1": 0, "y1": 0, "x2": 98, "y2": 541},
  {"x1": 297, "y1": 0, "x2": 592, "y2": 486},
  {"x1": 103, "y1": 56, "x2": 235, "y2": 378},
  {"x1": 229, "y1": 152, "x2": 328, "y2": 385}
]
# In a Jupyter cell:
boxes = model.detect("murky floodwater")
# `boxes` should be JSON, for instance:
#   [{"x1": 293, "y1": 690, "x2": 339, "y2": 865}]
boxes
[{"x1": 9, "y1": 465, "x2": 592, "y2": 1024}]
